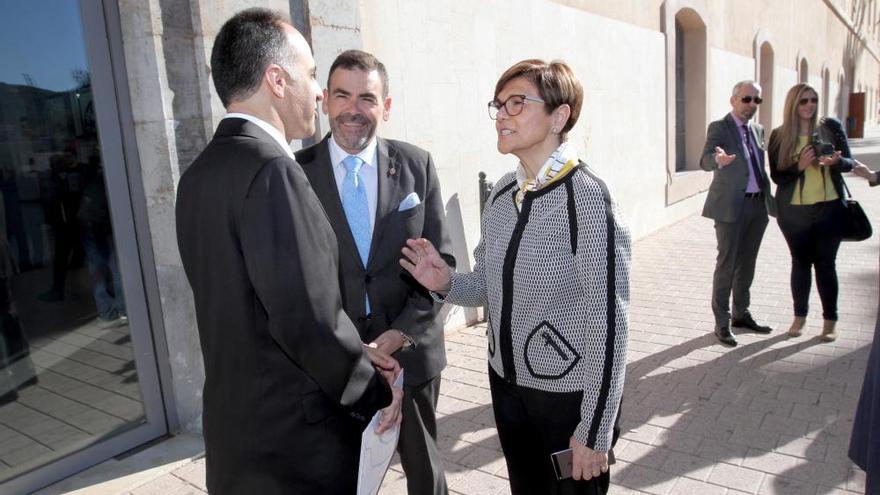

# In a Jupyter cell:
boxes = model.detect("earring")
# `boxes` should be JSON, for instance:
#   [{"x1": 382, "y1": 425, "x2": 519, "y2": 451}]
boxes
[{"x1": 551, "y1": 127, "x2": 559, "y2": 134}]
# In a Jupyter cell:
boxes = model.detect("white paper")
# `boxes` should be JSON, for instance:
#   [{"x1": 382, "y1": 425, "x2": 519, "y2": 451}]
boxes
[{"x1": 356, "y1": 370, "x2": 404, "y2": 495}]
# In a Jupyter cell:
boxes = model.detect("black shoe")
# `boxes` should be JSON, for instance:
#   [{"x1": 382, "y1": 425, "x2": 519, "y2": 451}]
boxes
[
  {"x1": 731, "y1": 313, "x2": 772, "y2": 334},
  {"x1": 715, "y1": 326, "x2": 738, "y2": 346},
  {"x1": 0, "y1": 389, "x2": 18, "y2": 406}
]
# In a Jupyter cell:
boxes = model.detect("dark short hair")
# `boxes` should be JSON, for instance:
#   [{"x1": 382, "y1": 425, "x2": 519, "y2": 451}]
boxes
[
  {"x1": 327, "y1": 50, "x2": 389, "y2": 98},
  {"x1": 494, "y1": 59, "x2": 583, "y2": 141},
  {"x1": 210, "y1": 8, "x2": 293, "y2": 107}
]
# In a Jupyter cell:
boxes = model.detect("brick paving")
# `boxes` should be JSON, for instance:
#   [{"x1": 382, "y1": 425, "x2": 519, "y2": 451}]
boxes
[{"x1": 55, "y1": 139, "x2": 880, "y2": 494}]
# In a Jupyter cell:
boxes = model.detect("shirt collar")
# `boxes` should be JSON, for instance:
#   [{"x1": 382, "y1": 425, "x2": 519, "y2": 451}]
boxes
[
  {"x1": 328, "y1": 134, "x2": 378, "y2": 170},
  {"x1": 223, "y1": 112, "x2": 294, "y2": 159},
  {"x1": 730, "y1": 112, "x2": 749, "y2": 129}
]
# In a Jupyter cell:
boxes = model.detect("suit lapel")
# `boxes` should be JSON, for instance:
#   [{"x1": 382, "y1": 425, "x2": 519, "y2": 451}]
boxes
[
  {"x1": 306, "y1": 138, "x2": 364, "y2": 268},
  {"x1": 368, "y1": 138, "x2": 400, "y2": 267},
  {"x1": 724, "y1": 114, "x2": 747, "y2": 161}
]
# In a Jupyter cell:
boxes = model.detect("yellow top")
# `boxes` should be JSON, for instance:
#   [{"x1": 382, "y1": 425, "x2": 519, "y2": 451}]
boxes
[{"x1": 791, "y1": 135, "x2": 839, "y2": 205}]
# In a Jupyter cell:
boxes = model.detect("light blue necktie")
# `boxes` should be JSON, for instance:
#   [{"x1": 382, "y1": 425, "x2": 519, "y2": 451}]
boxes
[{"x1": 341, "y1": 155, "x2": 372, "y2": 313}]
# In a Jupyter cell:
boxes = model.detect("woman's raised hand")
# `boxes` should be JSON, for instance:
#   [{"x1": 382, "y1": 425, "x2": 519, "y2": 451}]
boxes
[
  {"x1": 797, "y1": 146, "x2": 816, "y2": 171},
  {"x1": 400, "y1": 238, "x2": 451, "y2": 293},
  {"x1": 817, "y1": 150, "x2": 842, "y2": 167}
]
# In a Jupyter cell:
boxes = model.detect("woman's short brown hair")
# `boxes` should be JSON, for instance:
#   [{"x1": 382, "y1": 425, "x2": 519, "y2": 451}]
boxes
[{"x1": 494, "y1": 59, "x2": 584, "y2": 141}]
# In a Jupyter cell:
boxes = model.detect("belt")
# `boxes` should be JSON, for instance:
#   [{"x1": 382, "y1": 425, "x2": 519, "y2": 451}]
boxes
[{"x1": 744, "y1": 192, "x2": 762, "y2": 198}]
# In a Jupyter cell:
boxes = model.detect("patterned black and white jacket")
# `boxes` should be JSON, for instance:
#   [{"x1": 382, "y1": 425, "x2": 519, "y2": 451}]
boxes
[{"x1": 442, "y1": 163, "x2": 630, "y2": 452}]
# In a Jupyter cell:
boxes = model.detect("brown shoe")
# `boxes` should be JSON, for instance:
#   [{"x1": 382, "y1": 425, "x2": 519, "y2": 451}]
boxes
[
  {"x1": 820, "y1": 320, "x2": 837, "y2": 342},
  {"x1": 788, "y1": 316, "x2": 806, "y2": 337}
]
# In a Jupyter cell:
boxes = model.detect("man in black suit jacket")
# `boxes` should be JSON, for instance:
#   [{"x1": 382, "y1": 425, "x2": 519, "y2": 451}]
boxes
[
  {"x1": 700, "y1": 80, "x2": 777, "y2": 347},
  {"x1": 175, "y1": 11, "x2": 401, "y2": 494},
  {"x1": 296, "y1": 50, "x2": 454, "y2": 495}
]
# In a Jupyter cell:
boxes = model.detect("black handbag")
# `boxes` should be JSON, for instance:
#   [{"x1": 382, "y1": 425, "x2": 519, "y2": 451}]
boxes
[{"x1": 841, "y1": 180, "x2": 872, "y2": 242}]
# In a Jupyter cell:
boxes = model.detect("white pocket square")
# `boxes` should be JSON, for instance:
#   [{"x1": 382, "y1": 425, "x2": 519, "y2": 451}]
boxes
[{"x1": 398, "y1": 192, "x2": 422, "y2": 211}]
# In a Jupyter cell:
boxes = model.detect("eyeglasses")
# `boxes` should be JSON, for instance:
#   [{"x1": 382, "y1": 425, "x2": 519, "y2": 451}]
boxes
[
  {"x1": 488, "y1": 94, "x2": 545, "y2": 120},
  {"x1": 799, "y1": 97, "x2": 819, "y2": 105},
  {"x1": 738, "y1": 96, "x2": 763, "y2": 105}
]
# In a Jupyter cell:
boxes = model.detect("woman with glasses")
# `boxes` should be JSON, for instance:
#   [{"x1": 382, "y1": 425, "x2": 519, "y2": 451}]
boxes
[
  {"x1": 767, "y1": 83, "x2": 854, "y2": 341},
  {"x1": 400, "y1": 59, "x2": 630, "y2": 494}
]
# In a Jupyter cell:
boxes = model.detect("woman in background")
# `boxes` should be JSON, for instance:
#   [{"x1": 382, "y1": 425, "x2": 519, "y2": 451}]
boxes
[{"x1": 767, "y1": 83, "x2": 854, "y2": 342}]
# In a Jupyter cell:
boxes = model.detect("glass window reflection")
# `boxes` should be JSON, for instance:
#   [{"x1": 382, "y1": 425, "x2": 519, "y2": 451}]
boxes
[{"x1": 0, "y1": 1, "x2": 144, "y2": 480}]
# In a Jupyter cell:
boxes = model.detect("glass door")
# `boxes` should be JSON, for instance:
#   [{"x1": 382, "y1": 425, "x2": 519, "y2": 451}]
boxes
[{"x1": 0, "y1": 2, "x2": 167, "y2": 492}]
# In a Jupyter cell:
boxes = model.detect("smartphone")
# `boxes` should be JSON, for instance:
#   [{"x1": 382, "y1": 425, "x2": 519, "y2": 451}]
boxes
[
  {"x1": 550, "y1": 448, "x2": 616, "y2": 480},
  {"x1": 550, "y1": 448, "x2": 573, "y2": 480}
]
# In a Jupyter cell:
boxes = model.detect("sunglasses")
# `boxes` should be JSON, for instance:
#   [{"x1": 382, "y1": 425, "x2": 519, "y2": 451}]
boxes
[
  {"x1": 738, "y1": 96, "x2": 763, "y2": 104},
  {"x1": 799, "y1": 97, "x2": 819, "y2": 105}
]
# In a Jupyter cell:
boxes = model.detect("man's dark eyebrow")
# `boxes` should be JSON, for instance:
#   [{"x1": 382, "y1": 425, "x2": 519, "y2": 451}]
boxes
[{"x1": 331, "y1": 88, "x2": 351, "y2": 96}]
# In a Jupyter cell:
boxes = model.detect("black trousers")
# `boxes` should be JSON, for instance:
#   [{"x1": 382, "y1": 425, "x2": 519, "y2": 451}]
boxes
[
  {"x1": 489, "y1": 367, "x2": 611, "y2": 495},
  {"x1": 777, "y1": 200, "x2": 846, "y2": 320},
  {"x1": 398, "y1": 375, "x2": 447, "y2": 495}
]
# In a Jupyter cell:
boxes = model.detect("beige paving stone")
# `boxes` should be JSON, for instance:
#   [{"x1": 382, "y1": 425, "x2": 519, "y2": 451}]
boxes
[
  {"x1": 669, "y1": 476, "x2": 727, "y2": 494},
  {"x1": 653, "y1": 429, "x2": 703, "y2": 455},
  {"x1": 706, "y1": 462, "x2": 766, "y2": 493},
  {"x1": 129, "y1": 473, "x2": 191, "y2": 495},
  {"x1": 460, "y1": 426, "x2": 501, "y2": 450},
  {"x1": 456, "y1": 443, "x2": 505, "y2": 474},
  {"x1": 756, "y1": 474, "x2": 820, "y2": 495},
  {"x1": 618, "y1": 440, "x2": 668, "y2": 469},
  {"x1": 742, "y1": 449, "x2": 801, "y2": 474},
  {"x1": 436, "y1": 394, "x2": 483, "y2": 419},
  {"x1": 170, "y1": 457, "x2": 206, "y2": 491},
  {"x1": 439, "y1": 434, "x2": 473, "y2": 464},
  {"x1": 620, "y1": 423, "x2": 665, "y2": 445},
  {"x1": 658, "y1": 450, "x2": 714, "y2": 482},
  {"x1": 760, "y1": 413, "x2": 811, "y2": 440},
  {"x1": 449, "y1": 468, "x2": 511, "y2": 494},
  {"x1": 729, "y1": 426, "x2": 780, "y2": 451},
  {"x1": 844, "y1": 466, "x2": 867, "y2": 493},
  {"x1": 616, "y1": 464, "x2": 678, "y2": 495},
  {"x1": 774, "y1": 436, "x2": 827, "y2": 461}
]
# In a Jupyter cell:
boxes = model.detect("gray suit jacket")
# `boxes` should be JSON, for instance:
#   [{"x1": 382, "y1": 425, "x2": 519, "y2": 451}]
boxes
[
  {"x1": 700, "y1": 113, "x2": 777, "y2": 221},
  {"x1": 297, "y1": 135, "x2": 454, "y2": 386}
]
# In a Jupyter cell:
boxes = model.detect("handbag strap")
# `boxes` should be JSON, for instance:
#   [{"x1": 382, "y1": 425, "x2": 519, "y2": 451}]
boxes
[{"x1": 841, "y1": 175, "x2": 853, "y2": 199}]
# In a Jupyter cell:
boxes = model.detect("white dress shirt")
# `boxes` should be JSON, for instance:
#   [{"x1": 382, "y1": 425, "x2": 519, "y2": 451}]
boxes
[
  {"x1": 223, "y1": 112, "x2": 294, "y2": 159},
  {"x1": 328, "y1": 135, "x2": 379, "y2": 234}
]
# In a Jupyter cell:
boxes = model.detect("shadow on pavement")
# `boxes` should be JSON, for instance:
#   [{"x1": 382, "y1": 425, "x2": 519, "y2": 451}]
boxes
[{"x1": 615, "y1": 331, "x2": 868, "y2": 493}]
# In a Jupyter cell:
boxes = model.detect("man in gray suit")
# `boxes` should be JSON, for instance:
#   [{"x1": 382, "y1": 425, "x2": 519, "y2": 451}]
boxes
[
  {"x1": 296, "y1": 50, "x2": 454, "y2": 494},
  {"x1": 700, "y1": 80, "x2": 777, "y2": 347}
]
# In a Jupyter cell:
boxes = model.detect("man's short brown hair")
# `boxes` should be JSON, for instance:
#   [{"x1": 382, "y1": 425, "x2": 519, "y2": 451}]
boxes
[
  {"x1": 494, "y1": 59, "x2": 583, "y2": 141},
  {"x1": 328, "y1": 49, "x2": 389, "y2": 98}
]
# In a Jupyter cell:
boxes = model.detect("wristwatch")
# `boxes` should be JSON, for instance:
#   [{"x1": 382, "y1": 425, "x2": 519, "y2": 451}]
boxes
[{"x1": 397, "y1": 330, "x2": 416, "y2": 349}]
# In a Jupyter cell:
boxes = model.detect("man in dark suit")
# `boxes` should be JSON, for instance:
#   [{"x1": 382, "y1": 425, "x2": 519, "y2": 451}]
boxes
[
  {"x1": 175, "y1": 11, "x2": 402, "y2": 494},
  {"x1": 700, "y1": 80, "x2": 777, "y2": 347},
  {"x1": 296, "y1": 50, "x2": 454, "y2": 495}
]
